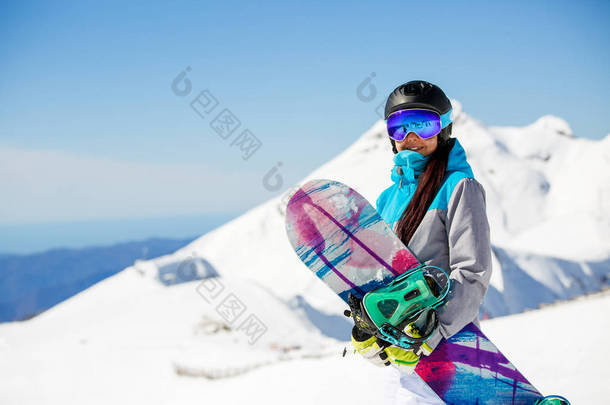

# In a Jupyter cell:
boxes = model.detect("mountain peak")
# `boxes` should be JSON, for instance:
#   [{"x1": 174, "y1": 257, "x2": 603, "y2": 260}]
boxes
[{"x1": 530, "y1": 115, "x2": 573, "y2": 138}]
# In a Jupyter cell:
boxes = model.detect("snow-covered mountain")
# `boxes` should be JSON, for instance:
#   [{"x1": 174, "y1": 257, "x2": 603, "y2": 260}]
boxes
[
  {"x1": 147, "y1": 99, "x2": 610, "y2": 317},
  {"x1": 1, "y1": 103, "x2": 609, "y2": 404}
]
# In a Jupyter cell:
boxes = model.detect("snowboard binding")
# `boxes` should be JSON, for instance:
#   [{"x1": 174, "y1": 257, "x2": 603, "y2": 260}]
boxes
[
  {"x1": 534, "y1": 395, "x2": 570, "y2": 405},
  {"x1": 345, "y1": 264, "x2": 450, "y2": 351}
]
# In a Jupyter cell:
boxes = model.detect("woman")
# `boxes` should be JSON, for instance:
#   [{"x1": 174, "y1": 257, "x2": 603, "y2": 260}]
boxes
[{"x1": 351, "y1": 80, "x2": 492, "y2": 403}]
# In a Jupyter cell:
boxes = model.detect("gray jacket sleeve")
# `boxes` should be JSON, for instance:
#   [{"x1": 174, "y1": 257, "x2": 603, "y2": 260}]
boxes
[{"x1": 425, "y1": 177, "x2": 492, "y2": 350}]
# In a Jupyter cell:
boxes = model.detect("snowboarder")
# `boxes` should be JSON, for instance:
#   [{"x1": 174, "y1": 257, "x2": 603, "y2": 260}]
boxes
[{"x1": 350, "y1": 80, "x2": 493, "y2": 403}]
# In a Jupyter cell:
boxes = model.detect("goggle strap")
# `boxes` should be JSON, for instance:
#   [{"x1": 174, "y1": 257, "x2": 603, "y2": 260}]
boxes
[{"x1": 440, "y1": 108, "x2": 452, "y2": 129}]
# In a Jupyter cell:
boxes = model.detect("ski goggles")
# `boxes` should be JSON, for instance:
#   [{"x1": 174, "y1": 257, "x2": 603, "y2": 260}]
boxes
[{"x1": 386, "y1": 108, "x2": 452, "y2": 141}]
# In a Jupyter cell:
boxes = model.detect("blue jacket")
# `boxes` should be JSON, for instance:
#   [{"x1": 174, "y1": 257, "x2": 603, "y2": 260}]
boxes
[
  {"x1": 376, "y1": 139, "x2": 492, "y2": 350},
  {"x1": 377, "y1": 139, "x2": 475, "y2": 228}
]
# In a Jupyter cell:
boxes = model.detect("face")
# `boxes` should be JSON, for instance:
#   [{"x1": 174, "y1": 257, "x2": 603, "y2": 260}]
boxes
[{"x1": 394, "y1": 132, "x2": 438, "y2": 156}]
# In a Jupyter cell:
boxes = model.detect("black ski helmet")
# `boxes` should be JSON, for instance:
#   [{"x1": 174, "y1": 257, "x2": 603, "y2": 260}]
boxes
[{"x1": 384, "y1": 80, "x2": 453, "y2": 154}]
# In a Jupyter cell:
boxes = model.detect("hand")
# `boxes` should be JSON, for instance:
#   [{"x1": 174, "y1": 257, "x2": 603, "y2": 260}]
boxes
[{"x1": 350, "y1": 326, "x2": 427, "y2": 373}]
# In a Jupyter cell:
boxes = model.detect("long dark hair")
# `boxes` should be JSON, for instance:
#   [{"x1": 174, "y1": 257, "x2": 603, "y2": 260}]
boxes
[{"x1": 395, "y1": 129, "x2": 455, "y2": 246}]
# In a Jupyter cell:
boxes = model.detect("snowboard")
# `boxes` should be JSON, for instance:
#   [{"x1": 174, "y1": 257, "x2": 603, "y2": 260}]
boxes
[{"x1": 285, "y1": 179, "x2": 545, "y2": 405}]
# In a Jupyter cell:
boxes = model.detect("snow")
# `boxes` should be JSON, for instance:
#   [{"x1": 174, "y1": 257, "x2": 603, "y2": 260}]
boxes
[
  {"x1": 1, "y1": 102, "x2": 609, "y2": 404},
  {"x1": 483, "y1": 290, "x2": 610, "y2": 405},
  {"x1": 1, "y1": 274, "x2": 608, "y2": 404}
]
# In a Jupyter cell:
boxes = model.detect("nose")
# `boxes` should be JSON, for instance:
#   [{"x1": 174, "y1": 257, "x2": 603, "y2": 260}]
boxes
[{"x1": 397, "y1": 132, "x2": 420, "y2": 143}]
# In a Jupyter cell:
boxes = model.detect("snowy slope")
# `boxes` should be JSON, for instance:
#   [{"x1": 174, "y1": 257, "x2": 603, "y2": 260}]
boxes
[
  {"x1": 0, "y1": 268, "x2": 340, "y2": 403},
  {"x1": 482, "y1": 290, "x2": 610, "y2": 405},
  {"x1": 1, "y1": 272, "x2": 607, "y2": 404},
  {"x1": 1, "y1": 102, "x2": 609, "y2": 404}
]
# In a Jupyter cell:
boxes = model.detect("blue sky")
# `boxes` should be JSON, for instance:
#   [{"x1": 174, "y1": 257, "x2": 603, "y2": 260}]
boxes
[{"x1": 1, "y1": 0, "x2": 609, "y2": 251}]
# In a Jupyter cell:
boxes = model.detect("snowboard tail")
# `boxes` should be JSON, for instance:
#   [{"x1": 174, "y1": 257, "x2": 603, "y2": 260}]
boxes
[{"x1": 417, "y1": 323, "x2": 541, "y2": 404}]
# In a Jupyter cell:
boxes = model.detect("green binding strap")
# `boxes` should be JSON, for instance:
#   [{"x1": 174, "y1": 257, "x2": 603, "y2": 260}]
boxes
[
  {"x1": 363, "y1": 265, "x2": 449, "y2": 329},
  {"x1": 361, "y1": 265, "x2": 450, "y2": 349}
]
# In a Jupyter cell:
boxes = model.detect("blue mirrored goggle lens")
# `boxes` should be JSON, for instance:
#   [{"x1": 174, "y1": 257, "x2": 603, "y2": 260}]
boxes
[{"x1": 387, "y1": 109, "x2": 443, "y2": 141}]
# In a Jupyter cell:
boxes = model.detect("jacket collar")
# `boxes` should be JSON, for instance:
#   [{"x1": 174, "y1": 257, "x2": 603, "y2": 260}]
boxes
[
  {"x1": 391, "y1": 149, "x2": 430, "y2": 187},
  {"x1": 446, "y1": 139, "x2": 474, "y2": 176},
  {"x1": 390, "y1": 139, "x2": 473, "y2": 187}
]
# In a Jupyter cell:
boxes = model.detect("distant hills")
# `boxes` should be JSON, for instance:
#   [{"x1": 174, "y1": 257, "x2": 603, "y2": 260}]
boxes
[{"x1": 0, "y1": 237, "x2": 194, "y2": 322}]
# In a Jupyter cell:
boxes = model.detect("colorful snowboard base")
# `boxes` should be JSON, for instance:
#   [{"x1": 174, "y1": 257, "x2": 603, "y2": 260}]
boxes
[{"x1": 285, "y1": 179, "x2": 547, "y2": 404}]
